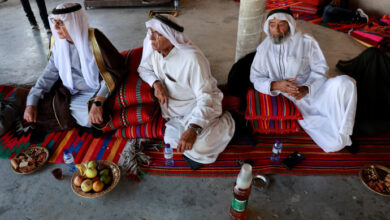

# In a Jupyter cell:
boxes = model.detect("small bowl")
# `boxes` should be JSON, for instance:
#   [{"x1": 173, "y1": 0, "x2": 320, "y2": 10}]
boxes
[
  {"x1": 11, "y1": 146, "x2": 49, "y2": 175},
  {"x1": 359, "y1": 164, "x2": 390, "y2": 197},
  {"x1": 253, "y1": 174, "x2": 270, "y2": 189}
]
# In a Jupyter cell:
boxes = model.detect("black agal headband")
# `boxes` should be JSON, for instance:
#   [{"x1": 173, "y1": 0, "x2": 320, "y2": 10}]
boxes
[
  {"x1": 155, "y1": 14, "x2": 184, "y2": 32},
  {"x1": 267, "y1": 8, "x2": 293, "y2": 19},
  {"x1": 52, "y1": 3, "x2": 82, "y2": 15}
]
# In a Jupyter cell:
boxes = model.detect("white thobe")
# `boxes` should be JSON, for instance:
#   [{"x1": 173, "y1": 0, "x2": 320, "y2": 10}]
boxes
[
  {"x1": 138, "y1": 47, "x2": 235, "y2": 164},
  {"x1": 250, "y1": 34, "x2": 357, "y2": 152}
]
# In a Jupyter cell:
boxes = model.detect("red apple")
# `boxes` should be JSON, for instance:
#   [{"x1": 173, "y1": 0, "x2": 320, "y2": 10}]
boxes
[{"x1": 73, "y1": 175, "x2": 83, "y2": 187}]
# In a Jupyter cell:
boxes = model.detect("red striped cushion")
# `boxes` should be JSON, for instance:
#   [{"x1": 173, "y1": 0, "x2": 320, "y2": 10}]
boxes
[
  {"x1": 245, "y1": 89, "x2": 303, "y2": 134},
  {"x1": 290, "y1": 2, "x2": 319, "y2": 15},
  {"x1": 103, "y1": 103, "x2": 158, "y2": 132},
  {"x1": 251, "y1": 119, "x2": 302, "y2": 134},
  {"x1": 114, "y1": 115, "x2": 166, "y2": 139},
  {"x1": 113, "y1": 47, "x2": 155, "y2": 110},
  {"x1": 350, "y1": 30, "x2": 385, "y2": 47},
  {"x1": 298, "y1": 0, "x2": 321, "y2": 6},
  {"x1": 245, "y1": 89, "x2": 303, "y2": 120}
]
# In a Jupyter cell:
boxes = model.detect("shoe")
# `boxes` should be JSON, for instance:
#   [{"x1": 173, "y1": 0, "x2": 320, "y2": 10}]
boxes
[
  {"x1": 46, "y1": 29, "x2": 52, "y2": 34},
  {"x1": 182, "y1": 154, "x2": 203, "y2": 170},
  {"x1": 345, "y1": 137, "x2": 359, "y2": 154},
  {"x1": 356, "y1": 8, "x2": 369, "y2": 23},
  {"x1": 31, "y1": 25, "x2": 39, "y2": 30}
]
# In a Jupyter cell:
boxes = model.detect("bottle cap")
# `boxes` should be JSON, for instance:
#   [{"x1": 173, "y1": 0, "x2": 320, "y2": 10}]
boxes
[
  {"x1": 276, "y1": 139, "x2": 281, "y2": 144},
  {"x1": 236, "y1": 163, "x2": 253, "y2": 189},
  {"x1": 166, "y1": 144, "x2": 171, "y2": 148}
]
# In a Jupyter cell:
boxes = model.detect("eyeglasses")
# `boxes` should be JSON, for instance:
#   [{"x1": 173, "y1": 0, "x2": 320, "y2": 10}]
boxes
[
  {"x1": 147, "y1": 28, "x2": 163, "y2": 39},
  {"x1": 50, "y1": 18, "x2": 65, "y2": 27}
]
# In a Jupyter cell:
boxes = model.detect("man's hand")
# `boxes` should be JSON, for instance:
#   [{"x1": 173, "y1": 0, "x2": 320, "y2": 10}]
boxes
[
  {"x1": 271, "y1": 78, "x2": 299, "y2": 94},
  {"x1": 153, "y1": 81, "x2": 169, "y2": 108},
  {"x1": 89, "y1": 96, "x2": 106, "y2": 125},
  {"x1": 288, "y1": 86, "x2": 309, "y2": 100},
  {"x1": 24, "y1": 105, "x2": 37, "y2": 123},
  {"x1": 177, "y1": 128, "x2": 197, "y2": 153}
]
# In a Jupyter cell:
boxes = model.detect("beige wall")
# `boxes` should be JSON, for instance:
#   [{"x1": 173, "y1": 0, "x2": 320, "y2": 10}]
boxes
[{"x1": 350, "y1": 0, "x2": 390, "y2": 16}]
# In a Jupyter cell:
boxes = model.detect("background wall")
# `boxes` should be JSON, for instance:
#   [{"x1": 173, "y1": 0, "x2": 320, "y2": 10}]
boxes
[{"x1": 350, "y1": 0, "x2": 390, "y2": 16}]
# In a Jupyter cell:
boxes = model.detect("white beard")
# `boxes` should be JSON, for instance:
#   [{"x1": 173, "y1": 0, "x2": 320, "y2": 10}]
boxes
[{"x1": 271, "y1": 31, "x2": 291, "y2": 44}]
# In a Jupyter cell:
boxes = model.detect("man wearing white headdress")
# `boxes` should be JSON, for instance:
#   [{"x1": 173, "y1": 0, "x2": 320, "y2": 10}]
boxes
[
  {"x1": 138, "y1": 15, "x2": 235, "y2": 169},
  {"x1": 250, "y1": 9, "x2": 358, "y2": 153},
  {"x1": 23, "y1": 3, "x2": 126, "y2": 134}
]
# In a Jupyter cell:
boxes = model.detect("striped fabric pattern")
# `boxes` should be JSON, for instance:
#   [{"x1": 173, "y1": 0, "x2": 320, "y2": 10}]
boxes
[
  {"x1": 266, "y1": 0, "x2": 299, "y2": 10},
  {"x1": 290, "y1": 2, "x2": 319, "y2": 15},
  {"x1": 246, "y1": 89, "x2": 303, "y2": 120},
  {"x1": 113, "y1": 47, "x2": 155, "y2": 110},
  {"x1": 114, "y1": 115, "x2": 166, "y2": 139},
  {"x1": 245, "y1": 89, "x2": 303, "y2": 134},
  {"x1": 141, "y1": 133, "x2": 390, "y2": 177},
  {"x1": 0, "y1": 129, "x2": 128, "y2": 164},
  {"x1": 251, "y1": 119, "x2": 302, "y2": 134},
  {"x1": 103, "y1": 103, "x2": 158, "y2": 132}
]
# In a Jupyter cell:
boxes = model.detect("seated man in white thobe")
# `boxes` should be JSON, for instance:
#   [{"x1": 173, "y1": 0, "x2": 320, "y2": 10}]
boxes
[
  {"x1": 250, "y1": 9, "x2": 358, "y2": 153},
  {"x1": 138, "y1": 15, "x2": 235, "y2": 169}
]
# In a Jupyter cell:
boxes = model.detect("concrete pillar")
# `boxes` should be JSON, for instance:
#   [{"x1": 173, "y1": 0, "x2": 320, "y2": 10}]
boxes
[{"x1": 235, "y1": 0, "x2": 267, "y2": 62}]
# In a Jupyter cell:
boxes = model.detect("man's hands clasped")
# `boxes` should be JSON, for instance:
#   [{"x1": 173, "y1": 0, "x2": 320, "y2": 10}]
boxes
[{"x1": 271, "y1": 78, "x2": 308, "y2": 100}]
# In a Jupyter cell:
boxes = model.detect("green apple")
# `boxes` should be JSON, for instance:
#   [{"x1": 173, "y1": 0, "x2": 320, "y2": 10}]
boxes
[
  {"x1": 100, "y1": 175, "x2": 112, "y2": 185},
  {"x1": 87, "y1": 161, "x2": 97, "y2": 169},
  {"x1": 99, "y1": 168, "x2": 110, "y2": 177},
  {"x1": 81, "y1": 179, "x2": 93, "y2": 192},
  {"x1": 86, "y1": 168, "x2": 98, "y2": 178}
]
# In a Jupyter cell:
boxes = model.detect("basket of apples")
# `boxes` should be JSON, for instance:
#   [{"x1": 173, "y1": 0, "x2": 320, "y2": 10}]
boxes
[{"x1": 71, "y1": 160, "x2": 121, "y2": 198}]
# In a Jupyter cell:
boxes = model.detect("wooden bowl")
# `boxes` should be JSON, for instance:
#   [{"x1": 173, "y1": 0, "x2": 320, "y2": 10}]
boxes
[
  {"x1": 11, "y1": 146, "x2": 49, "y2": 175},
  {"x1": 71, "y1": 160, "x2": 121, "y2": 198},
  {"x1": 359, "y1": 164, "x2": 390, "y2": 197}
]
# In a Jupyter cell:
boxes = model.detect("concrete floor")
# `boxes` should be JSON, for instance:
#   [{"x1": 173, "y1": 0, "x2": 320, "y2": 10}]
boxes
[{"x1": 0, "y1": 0, "x2": 389, "y2": 219}]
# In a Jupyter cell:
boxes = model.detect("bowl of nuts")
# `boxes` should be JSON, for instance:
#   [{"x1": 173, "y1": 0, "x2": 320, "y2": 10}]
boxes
[
  {"x1": 10, "y1": 146, "x2": 49, "y2": 174},
  {"x1": 359, "y1": 164, "x2": 390, "y2": 196}
]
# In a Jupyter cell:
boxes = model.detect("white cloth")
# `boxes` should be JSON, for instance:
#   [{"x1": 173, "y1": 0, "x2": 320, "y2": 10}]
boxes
[
  {"x1": 138, "y1": 24, "x2": 235, "y2": 163},
  {"x1": 250, "y1": 12, "x2": 357, "y2": 152},
  {"x1": 69, "y1": 90, "x2": 96, "y2": 128},
  {"x1": 49, "y1": 3, "x2": 100, "y2": 94}
]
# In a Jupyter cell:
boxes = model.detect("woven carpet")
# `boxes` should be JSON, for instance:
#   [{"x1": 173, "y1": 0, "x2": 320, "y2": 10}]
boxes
[{"x1": 143, "y1": 133, "x2": 390, "y2": 177}]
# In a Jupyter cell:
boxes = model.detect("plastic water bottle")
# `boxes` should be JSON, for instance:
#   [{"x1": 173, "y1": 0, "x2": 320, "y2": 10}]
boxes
[
  {"x1": 270, "y1": 139, "x2": 283, "y2": 162},
  {"x1": 164, "y1": 144, "x2": 174, "y2": 167},
  {"x1": 174, "y1": 0, "x2": 179, "y2": 10},
  {"x1": 230, "y1": 163, "x2": 253, "y2": 220},
  {"x1": 63, "y1": 149, "x2": 76, "y2": 173}
]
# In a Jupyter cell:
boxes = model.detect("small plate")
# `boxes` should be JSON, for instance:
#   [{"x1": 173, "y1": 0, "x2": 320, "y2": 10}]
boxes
[
  {"x1": 11, "y1": 146, "x2": 50, "y2": 175},
  {"x1": 71, "y1": 160, "x2": 121, "y2": 198},
  {"x1": 359, "y1": 164, "x2": 390, "y2": 196}
]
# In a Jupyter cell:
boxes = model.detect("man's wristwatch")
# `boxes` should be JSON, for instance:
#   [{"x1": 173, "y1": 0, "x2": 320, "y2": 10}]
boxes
[
  {"x1": 188, "y1": 124, "x2": 202, "y2": 135},
  {"x1": 93, "y1": 100, "x2": 102, "y2": 107}
]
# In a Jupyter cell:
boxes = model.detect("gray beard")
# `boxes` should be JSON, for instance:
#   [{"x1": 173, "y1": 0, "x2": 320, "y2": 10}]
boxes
[{"x1": 271, "y1": 31, "x2": 291, "y2": 44}]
